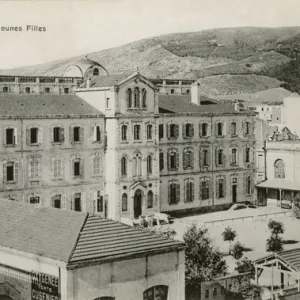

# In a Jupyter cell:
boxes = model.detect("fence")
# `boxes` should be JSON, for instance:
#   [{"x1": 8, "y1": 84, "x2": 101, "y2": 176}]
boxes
[{"x1": 178, "y1": 210, "x2": 294, "y2": 227}]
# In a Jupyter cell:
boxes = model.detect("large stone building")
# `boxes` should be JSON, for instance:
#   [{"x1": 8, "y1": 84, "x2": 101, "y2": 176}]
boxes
[
  {"x1": 0, "y1": 200, "x2": 185, "y2": 300},
  {"x1": 0, "y1": 94, "x2": 106, "y2": 216},
  {"x1": 77, "y1": 71, "x2": 256, "y2": 220}
]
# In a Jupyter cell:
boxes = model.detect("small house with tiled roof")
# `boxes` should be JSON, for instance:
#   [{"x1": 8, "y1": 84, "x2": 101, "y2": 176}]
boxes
[{"x1": 0, "y1": 199, "x2": 185, "y2": 300}]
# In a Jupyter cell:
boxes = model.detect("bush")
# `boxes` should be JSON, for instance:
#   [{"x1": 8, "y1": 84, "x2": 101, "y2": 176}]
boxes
[
  {"x1": 235, "y1": 257, "x2": 255, "y2": 279},
  {"x1": 232, "y1": 242, "x2": 245, "y2": 260}
]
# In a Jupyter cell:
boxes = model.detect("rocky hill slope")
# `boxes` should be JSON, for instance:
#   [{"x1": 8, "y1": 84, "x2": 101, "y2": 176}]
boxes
[{"x1": 2, "y1": 26, "x2": 300, "y2": 95}]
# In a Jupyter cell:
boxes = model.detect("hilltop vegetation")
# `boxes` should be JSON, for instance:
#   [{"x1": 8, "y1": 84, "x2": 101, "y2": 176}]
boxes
[{"x1": 1, "y1": 26, "x2": 300, "y2": 95}]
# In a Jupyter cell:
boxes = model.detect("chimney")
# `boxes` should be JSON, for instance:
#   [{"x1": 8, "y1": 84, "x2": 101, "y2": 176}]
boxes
[{"x1": 191, "y1": 82, "x2": 201, "y2": 106}]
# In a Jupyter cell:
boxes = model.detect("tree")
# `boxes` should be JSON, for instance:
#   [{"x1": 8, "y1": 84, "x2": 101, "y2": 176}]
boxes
[
  {"x1": 268, "y1": 219, "x2": 285, "y2": 236},
  {"x1": 231, "y1": 278, "x2": 262, "y2": 300},
  {"x1": 222, "y1": 226, "x2": 237, "y2": 254},
  {"x1": 235, "y1": 257, "x2": 255, "y2": 279},
  {"x1": 232, "y1": 241, "x2": 245, "y2": 260},
  {"x1": 266, "y1": 219, "x2": 285, "y2": 253},
  {"x1": 183, "y1": 224, "x2": 228, "y2": 289}
]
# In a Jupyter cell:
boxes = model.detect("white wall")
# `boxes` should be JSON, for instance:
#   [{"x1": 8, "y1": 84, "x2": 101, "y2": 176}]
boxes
[{"x1": 70, "y1": 251, "x2": 185, "y2": 300}]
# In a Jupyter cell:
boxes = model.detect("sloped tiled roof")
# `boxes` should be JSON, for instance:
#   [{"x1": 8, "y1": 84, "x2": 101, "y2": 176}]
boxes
[
  {"x1": 0, "y1": 200, "x2": 87, "y2": 262},
  {"x1": 0, "y1": 94, "x2": 103, "y2": 118},
  {"x1": 158, "y1": 94, "x2": 238, "y2": 114},
  {"x1": 0, "y1": 200, "x2": 184, "y2": 268},
  {"x1": 69, "y1": 215, "x2": 184, "y2": 267},
  {"x1": 90, "y1": 74, "x2": 128, "y2": 88}
]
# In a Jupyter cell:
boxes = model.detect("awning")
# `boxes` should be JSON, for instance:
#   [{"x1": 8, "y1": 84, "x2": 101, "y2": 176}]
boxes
[{"x1": 256, "y1": 179, "x2": 300, "y2": 191}]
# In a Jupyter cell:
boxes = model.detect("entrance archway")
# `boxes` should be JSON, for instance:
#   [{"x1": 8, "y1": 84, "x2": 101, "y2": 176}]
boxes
[{"x1": 134, "y1": 189, "x2": 143, "y2": 218}]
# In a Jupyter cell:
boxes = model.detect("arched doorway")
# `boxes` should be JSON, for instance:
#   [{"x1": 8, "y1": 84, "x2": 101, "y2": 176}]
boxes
[{"x1": 134, "y1": 189, "x2": 142, "y2": 218}]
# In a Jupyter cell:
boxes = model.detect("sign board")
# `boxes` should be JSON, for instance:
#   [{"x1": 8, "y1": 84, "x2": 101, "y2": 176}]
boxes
[{"x1": 31, "y1": 271, "x2": 59, "y2": 300}]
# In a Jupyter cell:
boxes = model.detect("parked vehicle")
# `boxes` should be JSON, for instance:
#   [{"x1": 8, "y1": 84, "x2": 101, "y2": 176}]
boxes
[{"x1": 281, "y1": 200, "x2": 292, "y2": 209}]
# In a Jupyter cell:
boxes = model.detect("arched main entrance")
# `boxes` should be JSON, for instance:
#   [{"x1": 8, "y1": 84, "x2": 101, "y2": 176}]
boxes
[{"x1": 134, "y1": 189, "x2": 142, "y2": 218}]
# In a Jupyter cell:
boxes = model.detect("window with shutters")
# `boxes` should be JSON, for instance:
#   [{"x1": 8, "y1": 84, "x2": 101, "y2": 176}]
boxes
[
  {"x1": 231, "y1": 122, "x2": 237, "y2": 136},
  {"x1": 147, "y1": 155, "x2": 153, "y2": 174},
  {"x1": 201, "y1": 123, "x2": 208, "y2": 137},
  {"x1": 183, "y1": 148, "x2": 194, "y2": 169},
  {"x1": 74, "y1": 193, "x2": 81, "y2": 211},
  {"x1": 217, "y1": 122, "x2": 223, "y2": 136},
  {"x1": 147, "y1": 124, "x2": 153, "y2": 140},
  {"x1": 168, "y1": 150, "x2": 179, "y2": 170},
  {"x1": 200, "y1": 179, "x2": 210, "y2": 200},
  {"x1": 121, "y1": 156, "x2": 127, "y2": 176},
  {"x1": 122, "y1": 193, "x2": 128, "y2": 211},
  {"x1": 274, "y1": 159, "x2": 285, "y2": 178},
  {"x1": 159, "y1": 152, "x2": 164, "y2": 171},
  {"x1": 231, "y1": 148, "x2": 237, "y2": 165},
  {"x1": 147, "y1": 191, "x2": 153, "y2": 208},
  {"x1": 53, "y1": 158, "x2": 63, "y2": 178},
  {"x1": 134, "y1": 87, "x2": 140, "y2": 108},
  {"x1": 93, "y1": 155, "x2": 101, "y2": 176},
  {"x1": 184, "y1": 179, "x2": 194, "y2": 202},
  {"x1": 245, "y1": 175, "x2": 252, "y2": 195},
  {"x1": 142, "y1": 88, "x2": 147, "y2": 108},
  {"x1": 133, "y1": 124, "x2": 141, "y2": 140},
  {"x1": 121, "y1": 125, "x2": 128, "y2": 141},
  {"x1": 97, "y1": 191, "x2": 103, "y2": 212},
  {"x1": 143, "y1": 285, "x2": 168, "y2": 300},
  {"x1": 126, "y1": 88, "x2": 132, "y2": 108},
  {"x1": 159, "y1": 124, "x2": 164, "y2": 139},
  {"x1": 5, "y1": 128, "x2": 16, "y2": 146},
  {"x1": 73, "y1": 126, "x2": 81, "y2": 142},
  {"x1": 29, "y1": 157, "x2": 40, "y2": 179},
  {"x1": 53, "y1": 126, "x2": 64, "y2": 143},
  {"x1": 217, "y1": 178, "x2": 225, "y2": 198},
  {"x1": 73, "y1": 157, "x2": 84, "y2": 177},
  {"x1": 52, "y1": 194, "x2": 61, "y2": 209},
  {"x1": 200, "y1": 148, "x2": 209, "y2": 167},
  {"x1": 168, "y1": 181, "x2": 179, "y2": 204},
  {"x1": 184, "y1": 123, "x2": 194, "y2": 138},
  {"x1": 91, "y1": 125, "x2": 101, "y2": 143},
  {"x1": 245, "y1": 147, "x2": 250, "y2": 163},
  {"x1": 244, "y1": 121, "x2": 250, "y2": 135},
  {"x1": 169, "y1": 123, "x2": 178, "y2": 139},
  {"x1": 30, "y1": 128, "x2": 38, "y2": 144}
]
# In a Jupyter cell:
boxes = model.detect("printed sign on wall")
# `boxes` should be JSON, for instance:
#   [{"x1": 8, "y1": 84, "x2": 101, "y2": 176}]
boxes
[{"x1": 31, "y1": 271, "x2": 59, "y2": 300}]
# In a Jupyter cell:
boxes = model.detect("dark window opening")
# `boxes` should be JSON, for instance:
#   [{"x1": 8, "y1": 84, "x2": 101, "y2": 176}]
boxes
[
  {"x1": 203, "y1": 149, "x2": 208, "y2": 166},
  {"x1": 73, "y1": 126, "x2": 80, "y2": 142},
  {"x1": 202, "y1": 123, "x2": 208, "y2": 137},
  {"x1": 159, "y1": 152, "x2": 164, "y2": 171},
  {"x1": 170, "y1": 124, "x2": 176, "y2": 138},
  {"x1": 30, "y1": 196, "x2": 40, "y2": 204},
  {"x1": 97, "y1": 192, "x2": 103, "y2": 212},
  {"x1": 74, "y1": 193, "x2": 81, "y2": 211},
  {"x1": 217, "y1": 123, "x2": 223, "y2": 136},
  {"x1": 74, "y1": 161, "x2": 80, "y2": 176},
  {"x1": 30, "y1": 128, "x2": 38, "y2": 144},
  {"x1": 6, "y1": 128, "x2": 14, "y2": 145},
  {"x1": 3, "y1": 87, "x2": 8, "y2": 93},
  {"x1": 45, "y1": 87, "x2": 50, "y2": 93},
  {"x1": 25, "y1": 87, "x2": 31, "y2": 94},
  {"x1": 53, "y1": 127, "x2": 61, "y2": 143},
  {"x1": 53, "y1": 195, "x2": 61, "y2": 209},
  {"x1": 159, "y1": 124, "x2": 164, "y2": 139},
  {"x1": 64, "y1": 88, "x2": 69, "y2": 94},
  {"x1": 93, "y1": 68, "x2": 99, "y2": 76},
  {"x1": 7, "y1": 164, "x2": 14, "y2": 181}
]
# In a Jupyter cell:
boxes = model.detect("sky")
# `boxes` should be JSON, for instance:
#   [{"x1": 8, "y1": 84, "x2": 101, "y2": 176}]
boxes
[{"x1": 0, "y1": 0, "x2": 300, "y2": 69}]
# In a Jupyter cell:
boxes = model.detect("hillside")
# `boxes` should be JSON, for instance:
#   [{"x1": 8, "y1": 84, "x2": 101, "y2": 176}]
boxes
[{"x1": 1, "y1": 26, "x2": 300, "y2": 94}]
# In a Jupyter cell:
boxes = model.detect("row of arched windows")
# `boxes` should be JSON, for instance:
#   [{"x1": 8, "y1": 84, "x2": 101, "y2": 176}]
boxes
[
  {"x1": 121, "y1": 190, "x2": 154, "y2": 211},
  {"x1": 126, "y1": 87, "x2": 147, "y2": 109},
  {"x1": 121, "y1": 154, "x2": 153, "y2": 177}
]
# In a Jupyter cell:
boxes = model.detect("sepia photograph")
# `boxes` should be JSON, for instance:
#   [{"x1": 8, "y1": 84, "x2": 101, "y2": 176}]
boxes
[{"x1": 0, "y1": 0, "x2": 300, "y2": 299}]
